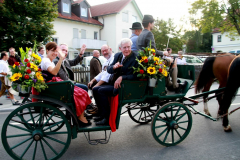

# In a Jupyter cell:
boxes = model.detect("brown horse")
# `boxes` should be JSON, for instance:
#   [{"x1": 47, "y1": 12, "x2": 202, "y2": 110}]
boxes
[{"x1": 195, "y1": 53, "x2": 235, "y2": 131}]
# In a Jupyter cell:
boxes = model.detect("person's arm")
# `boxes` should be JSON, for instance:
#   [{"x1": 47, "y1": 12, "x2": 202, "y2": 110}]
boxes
[
  {"x1": 88, "y1": 78, "x2": 97, "y2": 88},
  {"x1": 93, "y1": 80, "x2": 105, "y2": 88},
  {"x1": 47, "y1": 47, "x2": 65, "y2": 75},
  {"x1": 92, "y1": 59, "x2": 102, "y2": 75},
  {"x1": 146, "y1": 32, "x2": 163, "y2": 57},
  {"x1": 0, "y1": 72, "x2": 7, "y2": 76},
  {"x1": 107, "y1": 53, "x2": 120, "y2": 74}
]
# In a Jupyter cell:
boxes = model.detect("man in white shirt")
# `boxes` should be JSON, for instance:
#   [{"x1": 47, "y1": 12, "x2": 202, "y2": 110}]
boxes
[
  {"x1": 177, "y1": 51, "x2": 186, "y2": 65},
  {"x1": 0, "y1": 51, "x2": 20, "y2": 105},
  {"x1": 88, "y1": 44, "x2": 114, "y2": 89}
]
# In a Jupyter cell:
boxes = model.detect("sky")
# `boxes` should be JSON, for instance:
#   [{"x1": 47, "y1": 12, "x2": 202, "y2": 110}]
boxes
[{"x1": 87, "y1": 0, "x2": 197, "y2": 31}]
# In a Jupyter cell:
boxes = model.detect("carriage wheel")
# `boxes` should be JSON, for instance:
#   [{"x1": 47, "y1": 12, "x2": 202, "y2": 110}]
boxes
[
  {"x1": 151, "y1": 102, "x2": 192, "y2": 146},
  {"x1": 128, "y1": 103, "x2": 158, "y2": 124},
  {"x1": 1, "y1": 102, "x2": 71, "y2": 160}
]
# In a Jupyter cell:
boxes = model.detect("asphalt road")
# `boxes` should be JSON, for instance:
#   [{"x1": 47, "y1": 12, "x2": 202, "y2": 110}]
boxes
[{"x1": 1, "y1": 84, "x2": 240, "y2": 160}]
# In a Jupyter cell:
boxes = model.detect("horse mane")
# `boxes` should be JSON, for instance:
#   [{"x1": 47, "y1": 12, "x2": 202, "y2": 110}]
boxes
[
  {"x1": 195, "y1": 57, "x2": 216, "y2": 93},
  {"x1": 221, "y1": 57, "x2": 240, "y2": 109}
]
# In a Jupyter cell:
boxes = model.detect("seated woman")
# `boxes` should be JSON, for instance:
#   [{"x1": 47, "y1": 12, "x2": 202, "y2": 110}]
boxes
[{"x1": 41, "y1": 42, "x2": 91, "y2": 126}]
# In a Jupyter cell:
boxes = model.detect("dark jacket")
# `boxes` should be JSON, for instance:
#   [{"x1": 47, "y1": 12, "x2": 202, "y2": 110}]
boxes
[
  {"x1": 53, "y1": 56, "x2": 83, "y2": 81},
  {"x1": 137, "y1": 29, "x2": 163, "y2": 57},
  {"x1": 8, "y1": 54, "x2": 21, "y2": 66},
  {"x1": 107, "y1": 52, "x2": 138, "y2": 80},
  {"x1": 90, "y1": 57, "x2": 102, "y2": 80}
]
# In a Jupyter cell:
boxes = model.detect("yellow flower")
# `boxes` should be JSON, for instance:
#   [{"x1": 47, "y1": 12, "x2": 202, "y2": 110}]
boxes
[
  {"x1": 32, "y1": 53, "x2": 42, "y2": 62},
  {"x1": 36, "y1": 72, "x2": 44, "y2": 81},
  {"x1": 162, "y1": 69, "x2": 168, "y2": 77},
  {"x1": 151, "y1": 49, "x2": 156, "y2": 53},
  {"x1": 10, "y1": 73, "x2": 22, "y2": 81},
  {"x1": 13, "y1": 64, "x2": 16, "y2": 68},
  {"x1": 147, "y1": 67, "x2": 156, "y2": 75},
  {"x1": 139, "y1": 56, "x2": 148, "y2": 63},
  {"x1": 153, "y1": 57, "x2": 159, "y2": 64}
]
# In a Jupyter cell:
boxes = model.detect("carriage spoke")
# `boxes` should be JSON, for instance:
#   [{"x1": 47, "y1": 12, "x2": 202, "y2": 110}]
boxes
[
  {"x1": 32, "y1": 141, "x2": 38, "y2": 160},
  {"x1": 138, "y1": 111, "x2": 143, "y2": 121},
  {"x1": 175, "y1": 128, "x2": 182, "y2": 138},
  {"x1": 17, "y1": 113, "x2": 34, "y2": 130},
  {"x1": 132, "y1": 110, "x2": 141, "y2": 118},
  {"x1": 156, "y1": 117, "x2": 167, "y2": 123},
  {"x1": 43, "y1": 120, "x2": 64, "y2": 131},
  {"x1": 38, "y1": 107, "x2": 43, "y2": 126},
  {"x1": 9, "y1": 124, "x2": 31, "y2": 133},
  {"x1": 10, "y1": 137, "x2": 32, "y2": 150},
  {"x1": 44, "y1": 131, "x2": 68, "y2": 135},
  {"x1": 171, "y1": 129, "x2": 174, "y2": 143},
  {"x1": 41, "y1": 111, "x2": 56, "y2": 129},
  {"x1": 144, "y1": 111, "x2": 147, "y2": 121},
  {"x1": 27, "y1": 108, "x2": 36, "y2": 127},
  {"x1": 42, "y1": 138, "x2": 58, "y2": 155},
  {"x1": 163, "y1": 129, "x2": 170, "y2": 143},
  {"x1": 45, "y1": 135, "x2": 66, "y2": 145},
  {"x1": 157, "y1": 127, "x2": 168, "y2": 138},
  {"x1": 178, "y1": 120, "x2": 189, "y2": 124},
  {"x1": 40, "y1": 140, "x2": 48, "y2": 160},
  {"x1": 20, "y1": 139, "x2": 34, "y2": 159},
  {"x1": 173, "y1": 106, "x2": 181, "y2": 120},
  {"x1": 155, "y1": 124, "x2": 166, "y2": 129},
  {"x1": 178, "y1": 126, "x2": 187, "y2": 131},
  {"x1": 163, "y1": 112, "x2": 170, "y2": 121},
  {"x1": 26, "y1": 114, "x2": 40, "y2": 123},
  {"x1": 7, "y1": 133, "x2": 31, "y2": 138},
  {"x1": 175, "y1": 112, "x2": 187, "y2": 122},
  {"x1": 171, "y1": 106, "x2": 173, "y2": 120}
]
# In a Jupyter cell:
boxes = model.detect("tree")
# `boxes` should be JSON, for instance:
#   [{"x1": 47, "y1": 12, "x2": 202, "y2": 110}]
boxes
[
  {"x1": 152, "y1": 18, "x2": 183, "y2": 53},
  {"x1": 0, "y1": 0, "x2": 58, "y2": 52},
  {"x1": 189, "y1": 0, "x2": 240, "y2": 39}
]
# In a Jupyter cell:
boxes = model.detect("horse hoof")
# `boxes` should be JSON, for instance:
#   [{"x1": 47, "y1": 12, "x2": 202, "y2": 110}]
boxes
[{"x1": 223, "y1": 125, "x2": 232, "y2": 132}]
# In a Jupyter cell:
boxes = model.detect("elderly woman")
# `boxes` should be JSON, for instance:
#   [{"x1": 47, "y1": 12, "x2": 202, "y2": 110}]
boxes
[{"x1": 41, "y1": 42, "x2": 91, "y2": 126}]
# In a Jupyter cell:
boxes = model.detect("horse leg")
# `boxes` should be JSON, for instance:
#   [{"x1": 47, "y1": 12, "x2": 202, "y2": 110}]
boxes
[
  {"x1": 202, "y1": 78, "x2": 214, "y2": 116},
  {"x1": 216, "y1": 82, "x2": 225, "y2": 118}
]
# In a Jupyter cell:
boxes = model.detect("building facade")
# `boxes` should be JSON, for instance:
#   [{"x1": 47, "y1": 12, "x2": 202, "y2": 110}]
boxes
[{"x1": 211, "y1": 28, "x2": 240, "y2": 53}]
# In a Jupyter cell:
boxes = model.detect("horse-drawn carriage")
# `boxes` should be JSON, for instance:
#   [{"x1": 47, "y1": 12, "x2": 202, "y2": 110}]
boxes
[{"x1": 1, "y1": 65, "x2": 229, "y2": 160}]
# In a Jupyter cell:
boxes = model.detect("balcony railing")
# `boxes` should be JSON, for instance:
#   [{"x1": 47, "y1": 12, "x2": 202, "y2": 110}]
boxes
[{"x1": 73, "y1": 38, "x2": 107, "y2": 49}]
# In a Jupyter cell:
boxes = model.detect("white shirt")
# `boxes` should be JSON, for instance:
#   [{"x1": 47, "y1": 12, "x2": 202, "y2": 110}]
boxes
[
  {"x1": 95, "y1": 54, "x2": 114, "y2": 83},
  {"x1": 41, "y1": 58, "x2": 55, "y2": 71},
  {"x1": 177, "y1": 57, "x2": 186, "y2": 65},
  {"x1": 0, "y1": 60, "x2": 9, "y2": 77}
]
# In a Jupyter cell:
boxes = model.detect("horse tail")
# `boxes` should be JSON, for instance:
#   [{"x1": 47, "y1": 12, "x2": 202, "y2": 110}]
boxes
[
  {"x1": 195, "y1": 57, "x2": 216, "y2": 93},
  {"x1": 222, "y1": 57, "x2": 240, "y2": 109}
]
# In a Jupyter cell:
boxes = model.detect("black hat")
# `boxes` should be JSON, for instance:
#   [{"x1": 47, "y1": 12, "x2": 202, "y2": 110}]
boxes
[
  {"x1": 142, "y1": 15, "x2": 154, "y2": 23},
  {"x1": 130, "y1": 22, "x2": 143, "y2": 30}
]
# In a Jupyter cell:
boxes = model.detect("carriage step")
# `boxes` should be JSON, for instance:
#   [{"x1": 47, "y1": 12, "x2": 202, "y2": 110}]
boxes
[{"x1": 84, "y1": 130, "x2": 112, "y2": 145}]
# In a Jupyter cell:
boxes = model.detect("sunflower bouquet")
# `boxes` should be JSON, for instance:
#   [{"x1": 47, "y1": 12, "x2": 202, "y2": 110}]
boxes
[
  {"x1": 8, "y1": 47, "x2": 48, "y2": 93},
  {"x1": 133, "y1": 46, "x2": 168, "y2": 80}
]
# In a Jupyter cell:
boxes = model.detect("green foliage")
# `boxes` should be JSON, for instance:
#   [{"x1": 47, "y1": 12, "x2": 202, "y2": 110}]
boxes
[
  {"x1": 0, "y1": 0, "x2": 58, "y2": 52},
  {"x1": 189, "y1": 0, "x2": 240, "y2": 38},
  {"x1": 152, "y1": 18, "x2": 183, "y2": 53}
]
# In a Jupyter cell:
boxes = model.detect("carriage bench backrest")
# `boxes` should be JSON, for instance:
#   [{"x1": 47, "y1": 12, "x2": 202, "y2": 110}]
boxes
[{"x1": 177, "y1": 65, "x2": 195, "y2": 81}]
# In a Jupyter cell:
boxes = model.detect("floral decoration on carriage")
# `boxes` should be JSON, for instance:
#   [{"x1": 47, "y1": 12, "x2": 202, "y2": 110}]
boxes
[
  {"x1": 7, "y1": 45, "x2": 48, "y2": 93},
  {"x1": 132, "y1": 45, "x2": 168, "y2": 87}
]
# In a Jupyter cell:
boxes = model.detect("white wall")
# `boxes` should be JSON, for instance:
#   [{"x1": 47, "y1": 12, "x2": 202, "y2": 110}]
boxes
[
  {"x1": 212, "y1": 32, "x2": 240, "y2": 53},
  {"x1": 99, "y1": 1, "x2": 142, "y2": 53}
]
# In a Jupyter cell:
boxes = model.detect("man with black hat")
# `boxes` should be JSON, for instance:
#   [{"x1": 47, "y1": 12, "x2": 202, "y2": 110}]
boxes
[
  {"x1": 137, "y1": 15, "x2": 163, "y2": 57},
  {"x1": 130, "y1": 22, "x2": 142, "y2": 51}
]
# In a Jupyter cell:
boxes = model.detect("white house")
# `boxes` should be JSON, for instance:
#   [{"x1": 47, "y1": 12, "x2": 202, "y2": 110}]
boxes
[
  {"x1": 52, "y1": 0, "x2": 143, "y2": 59},
  {"x1": 211, "y1": 28, "x2": 240, "y2": 53}
]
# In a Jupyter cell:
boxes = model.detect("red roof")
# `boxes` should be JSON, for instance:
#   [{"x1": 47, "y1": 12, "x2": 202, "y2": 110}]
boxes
[
  {"x1": 58, "y1": 12, "x2": 103, "y2": 26},
  {"x1": 72, "y1": 0, "x2": 84, "y2": 4},
  {"x1": 212, "y1": 28, "x2": 220, "y2": 33},
  {"x1": 91, "y1": 0, "x2": 131, "y2": 17}
]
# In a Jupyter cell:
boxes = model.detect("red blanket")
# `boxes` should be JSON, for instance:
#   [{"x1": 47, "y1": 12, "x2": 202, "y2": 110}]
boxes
[{"x1": 109, "y1": 95, "x2": 119, "y2": 132}]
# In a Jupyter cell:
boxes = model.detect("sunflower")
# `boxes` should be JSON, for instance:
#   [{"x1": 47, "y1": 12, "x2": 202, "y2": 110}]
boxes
[
  {"x1": 36, "y1": 72, "x2": 44, "y2": 81},
  {"x1": 32, "y1": 53, "x2": 42, "y2": 62},
  {"x1": 10, "y1": 73, "x2": 22, "y2": 81},
  {"x1": 153, "y1": 57, "x2": 159, "y2": 64},
  {"x1": 162, "y1": 69, "x2": 168, "y2": 77},
  {"x1": 147, "y1": 67, "x2": 156, "y2": 75},
  {"x1": 139, "y1": 56, "x2": 148, "y2": 63},
  {"x1": 151, "y1": 49, "x2": 155, "y2": 53}
]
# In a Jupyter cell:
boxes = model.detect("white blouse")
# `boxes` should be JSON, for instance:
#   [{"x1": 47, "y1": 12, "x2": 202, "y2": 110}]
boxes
[{"x1": 41, "y1": 58, "x2": 55, "y2": 71}]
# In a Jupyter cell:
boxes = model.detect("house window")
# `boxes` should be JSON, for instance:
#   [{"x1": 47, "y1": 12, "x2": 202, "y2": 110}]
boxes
[
  {"x1": 52, "y1": 38, "x2": 58, "y2": 45},
  {"x1": 94, "y1": 32, "x2": 98, "y2": 40},
  {"x1": 217, "y1": 35, "x2": 221, "y2": 42},
  {"x1": 81, "y1": 7, "x2": 87, "y2": 17},
  {"x1": 122, "y1": 11, "x2": 128, "y2": 22},
  {"x1": 81, "y1": 29, "x2": 86, "y2": 39},
  {"x1": 132, "y1": 15, "x2": 137, "y2": 22},
  {"x1": 73, "y1": 28, "x2": 79, "y2": 38},
  {"x1": 122, "y1": 30, "x2": 128, "y2": 38},
  {"x1": 63, "y1": 3, "x2": 69, "y2": 13}
]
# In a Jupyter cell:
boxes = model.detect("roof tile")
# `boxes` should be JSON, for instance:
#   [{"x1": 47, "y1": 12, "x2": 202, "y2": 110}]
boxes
[{"x1": 91, "y1": 0, "x2": 131, "y2": 17}]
